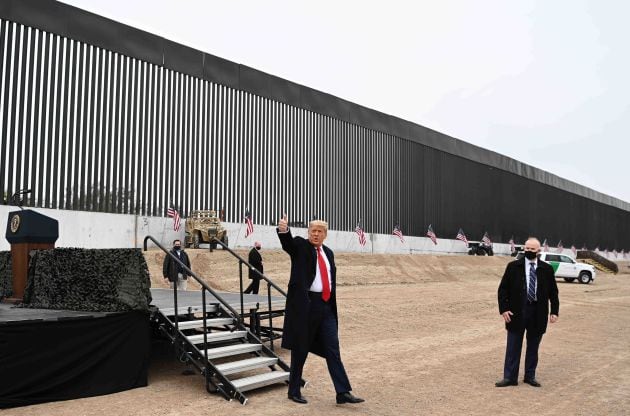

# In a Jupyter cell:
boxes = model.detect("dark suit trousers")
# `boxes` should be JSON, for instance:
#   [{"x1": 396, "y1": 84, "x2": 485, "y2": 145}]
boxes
[
  {"x1": 503, "y1": 302, "x2": 543, "y2": 381},
  {"x1": 288, "y1": 294, "x2": 352, "y2": 396},
  {"x1": 244, "y1": 279, "x2": 260, "y2": 294}
]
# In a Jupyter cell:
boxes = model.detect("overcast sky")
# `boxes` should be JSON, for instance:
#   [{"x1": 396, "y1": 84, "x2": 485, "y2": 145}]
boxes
[{"x1": 62, "y1": 0, "x2": 630, "y2": 204}]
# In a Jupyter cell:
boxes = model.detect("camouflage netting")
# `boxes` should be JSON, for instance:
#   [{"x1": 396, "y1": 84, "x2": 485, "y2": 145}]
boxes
[
  {"x1": 22, "y1": 248, "x2": 152, "y2": 312},
  {"x1": 0, "y1": 251, "x2": 12, "y2": 299}
]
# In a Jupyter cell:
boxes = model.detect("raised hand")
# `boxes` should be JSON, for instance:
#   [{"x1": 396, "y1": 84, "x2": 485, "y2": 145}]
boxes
[{"x1": 278, "y1": 213, "x2": 288, "y2": 233}]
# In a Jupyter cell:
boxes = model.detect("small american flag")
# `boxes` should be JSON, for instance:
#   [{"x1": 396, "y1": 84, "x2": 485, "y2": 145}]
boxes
[
  {"x1": 571, "y1": 245, "x2": 577, "y2": 256},
  {"x1": 167, "y1": 205, "x2": 181, "y2": 232},
  {"x1": 426, "y1": 224, "x2": 437, "y2": 245},
  {"x1": 543, "y1": 239, "x2": 549, "y2": 251},
  {"x1": 456, "y1": 228, "x2": 468, "y2": 245},
  {"x1": 355, "y1": 221, "x2": 367, "y2": 247},
  {"x1": 393, "y1": 223, "x2": 405, "y2": 243},
  {"x1": 556, "y1": 240, "x2": 563, "y2": 254},
  {"x1": 244, "y1": 209, "x2": 254, "y2": 238},
  {"x1": 481, "y1": 232, "x2": 492, "y2": 246},
  {"x1": 508, "y1": 236, "x2": 515, "y2": 253}
]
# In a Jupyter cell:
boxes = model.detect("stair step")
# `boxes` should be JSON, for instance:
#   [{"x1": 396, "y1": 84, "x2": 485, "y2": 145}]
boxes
[
  {"x1": 583, "y1": 259, "x2": 612, "y2": 273},
  {"x1": 175, "y1": 317, "x2": 235, "y2": 330},
  {"x1": 186, "y1": 330, "x2": 247, "y2": 345},
  {"x1": 202, "y1": 343, "x2": 262, "y2": 359},
  {"x1": 231, "y1": 371, "x2": 290, "y2": 392},
  {"x1": 216, "y1": 357, "x2": 278, "y2": 376},
  {"x1": 160, "y1": 304, "x2": 218, "y2": 316}
]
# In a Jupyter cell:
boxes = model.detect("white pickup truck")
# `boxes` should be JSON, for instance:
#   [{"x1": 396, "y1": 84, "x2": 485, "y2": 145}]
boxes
[{"x1": 517, "y1": 251, "x2": 596, "y2": 284}]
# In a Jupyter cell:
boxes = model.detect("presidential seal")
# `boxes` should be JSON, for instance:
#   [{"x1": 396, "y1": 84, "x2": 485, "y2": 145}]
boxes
[{"x1": 10, "y1": 213, "x2": 21, "y2": 233}]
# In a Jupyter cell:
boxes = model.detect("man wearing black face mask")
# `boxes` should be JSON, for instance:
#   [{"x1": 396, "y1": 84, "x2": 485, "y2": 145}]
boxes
[
  {"x1": 496, "y1": 237, "x2": 559, "y2": 388},
  {"x1": 244, "y1": 242, "x2": 263, "y2": 294},
  {"x1": 163, "y1": 239, "x2": 191, "y2": 290}
]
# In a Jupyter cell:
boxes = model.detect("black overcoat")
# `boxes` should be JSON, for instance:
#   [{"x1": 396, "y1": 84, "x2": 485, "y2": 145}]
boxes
[
  {"x1": 498, "y1": 257, "x2": 559, "y2": 335},
  {"x1": 278, "y1": 229, "x2": 338, "y2": 357},
  {"x1": 162, "y1": 249, "x2": 191, "y2": 282},
  {"x1": 248, "y1": 248, "x2": 263, "y2": 280}
]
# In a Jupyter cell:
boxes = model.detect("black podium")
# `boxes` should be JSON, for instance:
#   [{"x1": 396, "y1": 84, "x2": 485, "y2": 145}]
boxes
[{"x1": 5, "y1": 209, "x2": 59, "y2": 302}]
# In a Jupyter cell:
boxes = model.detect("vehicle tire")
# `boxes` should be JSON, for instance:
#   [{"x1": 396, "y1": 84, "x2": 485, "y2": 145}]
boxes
[
  {"x1": 222, "y1": 235, "x2": 229, "y2": 249},
  {"x1": 563, "y1": 278, "x2": 575, "y2": 283},
  {"x1": 192, "y1": 232, "x2": 201, "y2": 249},
  {"x1": 476, "y1": 247, "x2": 487, "y2": 256},
  {"x1": 210, "y1": 242, "x2": 217, "y2": 250},
  {"x1": 488, "y1": 249, "x2": 494, "y2": 256},
  {"x1": 578, "y1": 272, "x2": 591, "y2": 284},
  {"x1": 468, "y1": 249, "x2": 475, "y2": 255}
]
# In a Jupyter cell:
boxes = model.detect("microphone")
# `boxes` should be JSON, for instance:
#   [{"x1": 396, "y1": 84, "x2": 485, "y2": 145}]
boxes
[{"x1": 10, "y1": 189, "x2": 32, "y2": 208}]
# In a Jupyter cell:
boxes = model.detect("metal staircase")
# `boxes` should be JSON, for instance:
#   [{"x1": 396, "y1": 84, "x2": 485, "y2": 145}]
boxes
[
  {"x1": 577, "y1": 250, "x2": 619, "y2": 274},
  {"x1": 144, "y1": 236, "x2": 301, "y2": 405},
  {"x1": 152, "y1": 304, "x2": 289, "y2": 404}
]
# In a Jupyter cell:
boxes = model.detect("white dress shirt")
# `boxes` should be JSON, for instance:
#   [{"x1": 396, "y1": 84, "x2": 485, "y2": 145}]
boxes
[{"x1": 310, "y1": 247, "x2": 332, "y2": 293}]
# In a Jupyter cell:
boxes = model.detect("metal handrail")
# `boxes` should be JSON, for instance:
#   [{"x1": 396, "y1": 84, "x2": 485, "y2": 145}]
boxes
[
  {"x1": 143, "y1": 235, "x2": 241, "y2": 321},
  {"x1": 144, "y1": 235, "x2": 292, "y2": 401},
  {"x1": 211, "y1": 237, "x2": 287, "y2": 349},
  {"x1": 211, "y1": 237, "x2": 287, "y2": 297}
]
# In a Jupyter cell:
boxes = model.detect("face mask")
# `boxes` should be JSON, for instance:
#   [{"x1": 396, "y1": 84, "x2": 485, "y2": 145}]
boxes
[
  {"x1": 524, "y1": 250, "x2": 537, "y2": 260},
  {"x1": 174, "y1": 246, "x2": 181, "y2": 251}
]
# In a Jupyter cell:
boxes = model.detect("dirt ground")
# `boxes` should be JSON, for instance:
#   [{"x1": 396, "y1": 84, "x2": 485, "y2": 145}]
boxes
[{"x1": 5, "y1": 250, "x2": 630, "y2": 416}]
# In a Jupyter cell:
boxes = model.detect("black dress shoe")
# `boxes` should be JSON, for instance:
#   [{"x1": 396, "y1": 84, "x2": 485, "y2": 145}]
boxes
[
  {"x1": 495, "y1": 379, "x2": 518, "y2": 387},
  {"x1": 288, "y1": 394, "x2": 308, "y2": 404},
  {"x1": 336, "y1": 392, "x2": 365, "y2": 404},
  {"x1": 523, "y1": 378, "x2": 541, "y2": 387}
]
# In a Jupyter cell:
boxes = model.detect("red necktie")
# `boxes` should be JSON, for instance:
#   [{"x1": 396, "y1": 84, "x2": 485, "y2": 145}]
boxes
[{"x1": 317, "y1": 247, "x2": 331, "y2": 301}]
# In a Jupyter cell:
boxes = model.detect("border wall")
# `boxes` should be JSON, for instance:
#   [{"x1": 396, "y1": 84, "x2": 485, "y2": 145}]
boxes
[{"x1": 1, "y1": 0, "x2": 629, "y2": 251}]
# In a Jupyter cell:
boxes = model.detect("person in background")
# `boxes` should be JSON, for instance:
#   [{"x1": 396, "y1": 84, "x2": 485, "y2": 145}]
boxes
[
  {"x1": 244, "y1": 241, "x2": 263, "y2": 294},
  {"x1": 162, "y1": 239, "x2": 191, "y2": 290}
]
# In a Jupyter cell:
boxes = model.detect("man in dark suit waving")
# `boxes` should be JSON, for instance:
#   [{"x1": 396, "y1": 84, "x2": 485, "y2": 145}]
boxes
[
  {"x1": 496, "y1": 237, "x2": 559, "y2": 387},
  {"x1": 277, "y1": 214, "x2": 363, "y2": 405}
]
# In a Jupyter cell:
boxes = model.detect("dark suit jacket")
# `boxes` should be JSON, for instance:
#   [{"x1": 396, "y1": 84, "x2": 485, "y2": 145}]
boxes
[
  {"x1": 278, "y1": 229, "x2": 338, "y2": 357},
  {"x1": 248, "y1": 248, "x2": 263, "y2": 280},
  {"x1": 162, "y1": 249, "x2": 191, "y2": 282},
  {"x1": 498, "y1": 257, "x2": 559, "y2": 335}
]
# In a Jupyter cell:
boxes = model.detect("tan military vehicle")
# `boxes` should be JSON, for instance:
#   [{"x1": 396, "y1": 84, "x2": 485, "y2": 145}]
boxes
[{"x1": 184, "y1": 210, "x2": 228, "y2": 249}]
